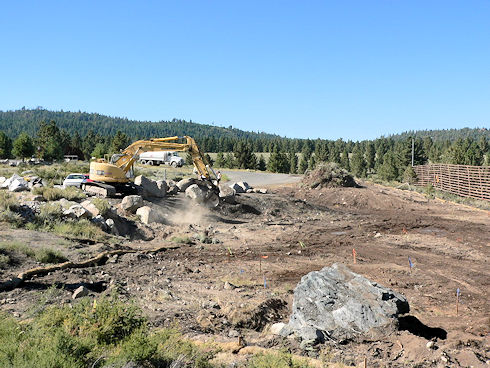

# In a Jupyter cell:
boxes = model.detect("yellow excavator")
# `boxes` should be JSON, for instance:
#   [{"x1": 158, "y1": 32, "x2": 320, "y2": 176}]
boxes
[{"x1": 82, "y1": 136, "x2": 218, "y2": 200}]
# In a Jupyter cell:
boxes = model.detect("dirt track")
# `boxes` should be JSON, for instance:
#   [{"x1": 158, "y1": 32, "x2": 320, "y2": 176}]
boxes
[
  {"x1": 221, "y1": 170, "x2": 302, "y2": 187},
  {"x1": 0, "y1": 181, "x2": 489, "y2": 367}
]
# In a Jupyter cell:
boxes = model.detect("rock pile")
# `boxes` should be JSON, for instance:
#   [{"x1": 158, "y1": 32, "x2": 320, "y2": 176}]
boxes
[
  {"x1": 281, "y1": 263, "x2": 409, "y2": 344},
  {"x1": 302, "y1": 162, "x2": 358, "y2": 189}
]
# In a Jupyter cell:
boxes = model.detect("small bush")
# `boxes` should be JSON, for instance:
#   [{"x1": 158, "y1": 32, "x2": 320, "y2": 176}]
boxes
[
  {"x1": 0, "y1": 240, "x2": 35, "y2": 257},
  {"x1": 52, "y1": 219, "x2": 107, "y2": 241},
  {"x1": 0, "y1": 254, "x2": 10, "y2": 268},
  {"x1": 34, "y1": 248, "x2": 67, "y2": 264},
  {"x1": 424, "y1": 183, "x2": 435, "y2": 198},
  {"x1": 38, "y1": 202, "x2": 64, "y2": 223},
  {"x1": 0, "y1": 209, "x2": 23, "y2": 227},
  {"x1": 402, "y1": 165, "x2": 417, "y2": 184},
  {"x1": 0, "y1": 191, "x2": 19, "y2": 211},
  {"x1": 0, "y1": 295, "x2": 216, "y2": 368}
]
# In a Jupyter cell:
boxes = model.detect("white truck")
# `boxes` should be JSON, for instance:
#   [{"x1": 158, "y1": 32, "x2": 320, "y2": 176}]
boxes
[{"x1": 138, "y1": 151, "x2": 184, "y2": 167}]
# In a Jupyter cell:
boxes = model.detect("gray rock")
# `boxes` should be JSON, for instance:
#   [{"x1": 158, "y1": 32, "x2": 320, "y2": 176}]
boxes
[
  {"x1": 185, "y1": 184, "x2": 207, "y2": 202},
  {"x1": 229, "y1": 181, "x2": 251, "y2": 194},
  {"x1": 219, "y1": 184, "x2": 236, "y2": 203},
  {"x1": 177, "y1": 178, "x2": 197, "y2": 192},
  {"x1": 284, "y1": 263, "x2": 409, "y2": 343},
  {"x1": 8, "y1": 175, "x2": 29, "y2": 192},
  {"x1": 270, "y1": 322, "x2": 286, "y2": 335},
  {"x1": 63, "y1": 204, "x2": 90, "y2": 219},
  {"x1": 72, "y1": 285, "x2": 89, "y2": 299},
  {"x1": 136, "y1": 206, "x2": 160, "y2": 224},
  {"x1": 134, "y1": 175, "x2": 165, "y2": 198},
  {"x1": 59, "y1": 198, "x2": 78, "y2": 209},
  {"x1": 0, "y1": 176, "x2": 6, "y2": 185},
  {"x1": 120, "y1": 195, "x2": 143, "y2": 213},
  {"x1": 92, "y1": 215, "x2": 108, "y2": 230},
  {"x1": 81, "y1": 200, "x2": 100, "y2": 217},
  {"x1": 156, "y1": 180, "x2": 168, "y2": 194},
  {"x1": 253, "y1": 188, "x2": 268, "y2": 194},
  {"x1": 167, "y1": 185, "x2": 179, "y2": 195}
]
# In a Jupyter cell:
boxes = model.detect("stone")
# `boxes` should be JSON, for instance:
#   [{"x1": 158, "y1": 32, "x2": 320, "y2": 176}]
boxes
[
  {"x1": 246, "y1": 188, "x2": 254, "y2": 193},
  {"x1": 224, "y1": 281, "x2": 236, "y2": 290},
  {"x1": 59, "y1": 198, "x2": 78, "y2": 209},
  {"x1": 8, "y1": 176, "x2": 28, "y2": 192},
  {"x1": 120, "y1": 195, "x2": 143, "y2": 213},
  {"x1": 134, "y1": 175, "x2": 165, "y2": 198},
  {"x1": 136, "y1": 206, "x2": 160, "y2": 225},
  {"x1": 185, "y1": 184, "x2": 207, "y2": 203},
  {"x1": 156, "y1": 180, "x2": 168, "y2": 194},
  {"x1": 72, "y1": 285, "x2": 89, "y2": 299},
  {"x1": 229, "y1": 181, "x2": 251, "y2": 194},
  {"x1": 177, "y1": 178, "x2": 197, "y2": 192},
  {"x1": 0, "y1": 177, "x2": 6, "y2": 185},
  {"x1": 426, "y1": 341, "x2": 436, "y2": 350},
  {"x1": 283, "y1": 263, "x2": 409, "y2": 343},
  {"x1": 167, "y1": 185, "x2": 179, "y2": 195},
  {"x1": 218, "y1": 184, "x2": 236, "y2": 202},
  {"x1": 253, "y1": 188, "x2": 268, "y2": 194},
  {"x1": 63, "y1": 204, "x2": 90, "y2": 219},
  {"x1": 81, "y1": 200, "x2": 100, "y2": 217},
  {"x1": 270, "y1": 322, "x2": 286, "y2": 335}
]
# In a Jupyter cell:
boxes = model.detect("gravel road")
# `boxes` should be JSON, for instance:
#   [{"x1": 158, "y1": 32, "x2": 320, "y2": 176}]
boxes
[{"x1": 220, "y1": 170, "x2": 302, "y2": 187}]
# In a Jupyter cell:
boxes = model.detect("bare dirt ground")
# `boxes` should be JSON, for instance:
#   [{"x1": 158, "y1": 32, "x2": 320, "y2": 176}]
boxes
[{"x1": 1, "y1": 181, "x2": 489, "y2": 367}]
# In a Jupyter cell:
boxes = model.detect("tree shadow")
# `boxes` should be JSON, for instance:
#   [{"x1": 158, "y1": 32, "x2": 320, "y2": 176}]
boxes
[{"x1": 398, "y1": 315, "x2": 447, "y2": 340}]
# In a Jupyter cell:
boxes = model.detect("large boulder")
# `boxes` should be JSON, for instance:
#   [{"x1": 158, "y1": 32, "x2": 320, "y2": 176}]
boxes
[
  {"x1": 1, "y1": 174, "x2": 20, "y2": 189},
  {"x1": 283, "y1": 263, "x2": 409, "y2": 343},
  {"x1": 177, "y1": 178, "x2": 197, "y2": 192},
  {"x1": 185, "y1": 184, "x2": 207, "y2": 203},
  {"x1": 229, "y1": 181, "x2": 251, "y2": 194},
  {"x1": 134, "y1": 175, "x2": 165, "y2": 198},
  {"x1": 136, "y1": 206, "x2": 160, "y2": 225},
  {"x1": 0, "y1": 177, "x2": 6, "y2": 186},
  {"x1": 120, "y1": 195, "x2": 143, "y2": 213},
  {"x1": 156, "y1": 180, "x2": 168, "y2": 194}
]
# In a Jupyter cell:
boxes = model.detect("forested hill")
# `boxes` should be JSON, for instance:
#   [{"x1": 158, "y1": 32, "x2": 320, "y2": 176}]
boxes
[
  {"x1": 0, "y1": 108, "x2": 280, "y2": 142},
  {"x1": 390, "y1": 128, "x2": 489, "y2": 142}
]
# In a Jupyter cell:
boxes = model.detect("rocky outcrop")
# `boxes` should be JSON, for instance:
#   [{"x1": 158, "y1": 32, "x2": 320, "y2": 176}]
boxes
[
  {"x1": 219, "y1": 185, "x2": 236, "y2": 203},
  {"x1": 282, "y1": 263, "x2": 409, "y2": 343},
  {"x1": 136, "y1": 206, "x2": 160, "y2": 225},
  {"x1": 177, "y1": 178, "x2": 197, "y2": 192},
  {"x1": 229, "y1": 181, "x2": 251, "y2": 194},
  {"x1": 185, "y1": 184, "x2": 207, "y2": 203}
]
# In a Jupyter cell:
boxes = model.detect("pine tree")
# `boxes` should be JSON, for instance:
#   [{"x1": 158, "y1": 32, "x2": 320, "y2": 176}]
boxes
[
  {"x1": 365, "y1": 142, "x2": 375, "y2": 171},
  {"x1": 37, "y1": 120, "x2": 63, "y2": 160},
  {"x1": 268, "y1": 145, "x2": 289, "y2": 173},
  {"x1": 0, "y1": 131, "x2": 12, "y2": 159},
  {"x1": 340, "y1": 149, "x2": 350, "y2": 171},
  {"x1": 233, "y1": 141, "x2": 256, "y2": 169},
  {"x1": 402, "y1": 165, "x2": 417, "y2": 184},
  {"x1": 257, "y1": 155, "x2": 267, "y2": 171},
  {"x1": 308, "y1": 155, "x2": 316, "y2": 170},
  {"x1": 378, "y1": 151, "x2": 398, "y2": 181},
  {"x1": 350, "y1": 147, "x2": 367, "y2": 177},
  {"x1": 12, "y1": 132, "x2": 35, "y2": 160},
  {"x1": 215, "y1": 152, "x2": 225, "y2": 167},
  {"x1": 91, "y1": 143, "x2": 108, "y2": 159},
  {"x1": 224, "y1": 153, "x2": 235, "y2": 168},
  {"x1": 110, "y1": 131, "x2": 130, "y2": 154},
  {"x1": 288, "y1": 151, "x2": 298, "y2": 174}
]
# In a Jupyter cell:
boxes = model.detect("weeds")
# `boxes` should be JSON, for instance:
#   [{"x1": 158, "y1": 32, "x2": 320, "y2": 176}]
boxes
[
  {"x1": 32, "y1": 186, "x2": 86, "y2": 201},
  {"x1": 0, "y1": 295, "x2": 216, "y2": 368},
  {"x1": 170, "y1": 236, "x2": 193, "y2": 244},
  {"x1": 247, "y1": 350, "x2": 314, "y2": 368},
  {"x1": 91, "y1": 198, "x2": 111, "y2": 216},
  {"x1": 0, "y1": 191, "x2": 19, "y2": 211},
  {"x1": 0, "y1": 209, "x2": 23, "y2": 227},
  {"x1": 0, "y1": 241, "x2": 67, "y2": 264},
  {"x1": 51, "y1": 219, "x2": 107, "y2": 241},
  {"x1": 0, "y1": 254, "x2": 10, "y2": 268}
]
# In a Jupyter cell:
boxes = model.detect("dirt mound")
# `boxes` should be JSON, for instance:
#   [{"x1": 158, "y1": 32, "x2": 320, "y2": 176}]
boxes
[{"x1": 303, "y1": 163, "x2": 357, "y2": 189}]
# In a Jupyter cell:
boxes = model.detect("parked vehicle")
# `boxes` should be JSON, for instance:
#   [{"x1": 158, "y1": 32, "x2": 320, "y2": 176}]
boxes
[
  {"x1": 138, "y1": 151, "x2": 184, "y2": 167},
  {"x1": 63, "y1": 173, "x2": 89, "y2": 188}
]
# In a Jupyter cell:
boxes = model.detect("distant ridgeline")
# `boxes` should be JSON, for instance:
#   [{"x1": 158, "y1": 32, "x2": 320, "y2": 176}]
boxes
[{"x1": 0, "y1": 108, "x2": 488, "y2": 180}]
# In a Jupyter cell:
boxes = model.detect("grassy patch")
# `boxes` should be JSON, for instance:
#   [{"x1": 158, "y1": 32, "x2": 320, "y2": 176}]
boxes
[
  {"x1": 0, "y1": 241, "x2": 67, "y2": 264},
  {"x1": 247, "y1": 350, "x2": 315, "y2": 368},
  {"x1": 0, "y1": 191, "x2": 19, "y2": 211},
  {"x1": 0, "y1": 254, "x2": 10, "y2": 268},
  {"x1": 32, "y1": 186, "x2": 86, "y2": 201},
  {"x1": 51, "y1": 219, "x2": 108, "y2": 241},
  {"x1": 0, "y1": 295, "x2": 216, "y2": 368},
  {"x1": 170, "y1": 236, "x2": 193, "y2": 244},
  {"x1": 91, "y1": 198, "x2": 111, "y2": 216},
  {"x1": 0, "y1": 209, "x2": 23, "y2": 228}
]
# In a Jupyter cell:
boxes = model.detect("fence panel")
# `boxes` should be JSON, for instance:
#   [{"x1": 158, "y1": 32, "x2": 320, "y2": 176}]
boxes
[{"x1": 413, "y1": 164, "x2": 490, "y2": 201}]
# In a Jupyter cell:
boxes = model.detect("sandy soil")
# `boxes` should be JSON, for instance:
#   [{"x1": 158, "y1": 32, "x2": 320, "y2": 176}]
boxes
[{"x1": 0, "y1": 181, "x2": 489, "y2": 367}]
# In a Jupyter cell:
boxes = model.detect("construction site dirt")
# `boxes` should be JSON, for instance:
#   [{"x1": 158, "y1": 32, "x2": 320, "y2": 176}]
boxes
[{"x1": 1, "y1": 181, "x2": 488, "y2": 367}]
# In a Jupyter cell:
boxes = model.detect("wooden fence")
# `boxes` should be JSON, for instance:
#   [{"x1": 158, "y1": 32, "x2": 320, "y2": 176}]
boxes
[{"x1": 413, "y1": 164, "x2": 490, "y2": 201}]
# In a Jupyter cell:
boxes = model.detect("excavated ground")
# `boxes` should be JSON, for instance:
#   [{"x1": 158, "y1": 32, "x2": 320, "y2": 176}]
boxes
[{"x1": 0, "y1": 181, "x2": 489, "y2": 367}]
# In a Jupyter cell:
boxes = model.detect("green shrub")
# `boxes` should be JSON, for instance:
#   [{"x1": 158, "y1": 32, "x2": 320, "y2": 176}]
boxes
[
  {"x1": 0, "y1": 295, "x2": 216, "y2": 368},
  {"x1": 170, "y1": 236, "x2": 193, "y2": 244},
  {"x1": 0, "y1": 241, "x2": 35, "y2": 257},
  {"x1": 0, "y1": 209, "x2": 23, "y2": 227},
  {"x1": 0, "y1": 191, "x2": 19, "y2": 211},
  {"x1": 51, "y1": 219, "x2": 107, "y2": 241},
  {"x1": 0, "y1": 254, "x2": 10, "y2": 268},
  {"x1": 34, "y1": 248, "x2": 67, "y2": 264},
  {"x1": 38, "y1": 202, "x2": 64, "y2": 223}
]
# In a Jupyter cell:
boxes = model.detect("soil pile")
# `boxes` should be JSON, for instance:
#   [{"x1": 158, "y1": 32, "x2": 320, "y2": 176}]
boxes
[{"x1": 303, "y1": 163, "x2": 357, "y2": 189}]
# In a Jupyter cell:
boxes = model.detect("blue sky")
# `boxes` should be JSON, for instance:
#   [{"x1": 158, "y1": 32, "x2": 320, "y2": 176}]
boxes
[{"x1": 1, "y1": 1, "x2": 489, "y2": 140}]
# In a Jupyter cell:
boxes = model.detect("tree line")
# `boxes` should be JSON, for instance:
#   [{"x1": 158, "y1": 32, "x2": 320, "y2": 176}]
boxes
[{"x1": 0, "y1": 110, "x2": 488, "y2": 182}]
